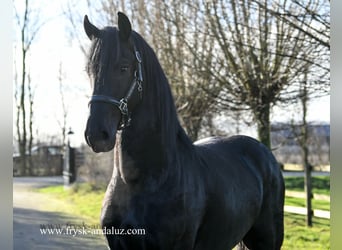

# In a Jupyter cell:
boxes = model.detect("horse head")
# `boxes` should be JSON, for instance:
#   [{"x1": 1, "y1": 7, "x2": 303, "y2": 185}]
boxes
[{"x1": 84, "y1": 13, "x2": 143, "y2": 152}]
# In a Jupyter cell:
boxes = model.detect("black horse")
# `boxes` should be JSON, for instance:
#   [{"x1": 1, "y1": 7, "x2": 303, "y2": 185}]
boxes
[{"x1": 84, "y1": 12, "x2": 284, "y2": 250}]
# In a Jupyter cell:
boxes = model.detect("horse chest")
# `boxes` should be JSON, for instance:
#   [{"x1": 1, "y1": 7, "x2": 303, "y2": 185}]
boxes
[{"x1": 101, "y1": 165, "x2": 206, "y2": 247}]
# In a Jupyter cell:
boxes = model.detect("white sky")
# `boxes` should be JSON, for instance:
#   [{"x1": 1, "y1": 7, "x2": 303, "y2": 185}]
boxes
[
  {"x1": 13, "y1": 0, "x2": 330, "y2": 147},
  {"x1": 13, "y1": 0, "x2": 91, "y2": 147}
]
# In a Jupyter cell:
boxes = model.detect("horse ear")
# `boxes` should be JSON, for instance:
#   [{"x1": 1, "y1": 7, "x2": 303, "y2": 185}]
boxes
[
  {"x1": 84, "y1": 15, "x2": 100, "y2": 40},
  {"x1": 118, "y1": 12, "x2": 132, "y2": 41}
]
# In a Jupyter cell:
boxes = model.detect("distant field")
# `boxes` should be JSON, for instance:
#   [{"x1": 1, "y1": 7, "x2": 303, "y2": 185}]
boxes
[{"x1": 283, "y1": 164, "x2": 330, "y2": 172}]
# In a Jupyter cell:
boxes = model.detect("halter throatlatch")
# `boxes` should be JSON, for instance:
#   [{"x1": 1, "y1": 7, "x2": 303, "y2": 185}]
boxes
[{"x1": 89, "y1": 45, "x2": 143, "y2": 129}]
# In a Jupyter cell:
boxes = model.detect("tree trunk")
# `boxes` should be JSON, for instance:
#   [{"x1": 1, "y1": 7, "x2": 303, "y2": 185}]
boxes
[
  {"x1": 303, "y1": 137, "x2": 313, "y2": 227},
  {"x1": 19, "y1": 44, "x2": 27, "y2": 175},
  {"x1": 28, "y1": 73, "x2": 34, "y2": 175},
  {"x1": 15, "y1": 0, "x2": 44, "y2": 176},
  {"x1": 301, "y1": 73, "x2": 313, "y2": 227},
  {"x1": 181, "y1": 115, "x2": 202, "y2": 142},
  {"x1": 255, "y1": 103, "x2": 271, "y2": 149}
]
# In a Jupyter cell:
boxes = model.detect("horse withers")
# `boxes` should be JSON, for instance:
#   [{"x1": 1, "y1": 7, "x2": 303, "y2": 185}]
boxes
[{"x1": 83, "y1": 12, "x2": 284, "y2": 250}]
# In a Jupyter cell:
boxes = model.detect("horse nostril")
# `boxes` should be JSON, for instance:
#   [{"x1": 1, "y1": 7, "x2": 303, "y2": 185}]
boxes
[
  {"x1": 85, "y1": 120, "x2": 117, "y2": 152},
  {"x1": 101, "y1": 130, "x2": 110, "y2": 140}
]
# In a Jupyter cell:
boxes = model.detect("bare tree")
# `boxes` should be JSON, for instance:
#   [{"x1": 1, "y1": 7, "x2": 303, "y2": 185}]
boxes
[
  {"x1": 196, "y1": 0, "x2": 327, "y2": 148},
  {"x1": 14, "y1": 0, "x2": 45, "y2": 174},
  {"x1": 27, "y1": 71, "x2": 35, "y2": 175},
  {"x1": 57, "y1": 62, "x2": 68, "y2": 148},
  {"x1": 261, "y1": 0, "x2": 330, "y2": 49},
  {"x1": 63, "y1": 0, "x2": 91, "y2": 56},
  {"x1": 257, "y1": 0, "x2": 330, "y2": 97},
  {"x1": 268, "y1": 0, "x2": 329, "y2": 223},
  {"x1": 299, "y1": 67, "x2": 313, "y2": 227},
  {"x1": 148, "y1": 0, "x2": 221, "y2": 140}
]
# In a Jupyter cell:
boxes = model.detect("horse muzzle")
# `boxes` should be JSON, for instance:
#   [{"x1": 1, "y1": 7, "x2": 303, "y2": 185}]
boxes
[
  {"x1": 84, "y1": 119, "x2": 117, "y2": 153},
  {"x1": 85, "y1": 134, "x2": 116, "y2": 153}
]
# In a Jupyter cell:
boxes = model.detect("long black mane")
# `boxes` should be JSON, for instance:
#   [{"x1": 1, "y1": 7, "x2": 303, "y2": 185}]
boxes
[{"x1": 131, "y1": 31, "x2": 193, "y2": 153}]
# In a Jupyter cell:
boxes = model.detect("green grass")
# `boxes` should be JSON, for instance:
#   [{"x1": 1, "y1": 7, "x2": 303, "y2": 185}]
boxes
[
  {"x1": 285, "y1": 196, "x2": 330, "y2": 211},
  {"x1": 282, "y1": 176, "x2": 330, "y2": 249},
  {"x1": 37, "y1": 183, "x2": 104, "y2": 224},
  {"x1": 284, "y1": 175, "x2": 330, "y2": 211},
  {"x1": 37, "y1": 179, "x2": 330, "y2": 249},
  {"x1": 283, "y1": 213, "x2": 330, "y2": 250}
]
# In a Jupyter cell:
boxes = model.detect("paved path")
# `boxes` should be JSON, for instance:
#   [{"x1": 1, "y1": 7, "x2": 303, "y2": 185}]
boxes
[{"x1": 13, "y1": 177, "x2": 108, "y2": 250}]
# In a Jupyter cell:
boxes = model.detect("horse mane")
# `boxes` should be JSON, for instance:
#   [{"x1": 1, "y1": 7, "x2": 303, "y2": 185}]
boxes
[{"x1": 130, "y1": 31, "x2": 194, "y2": 157}]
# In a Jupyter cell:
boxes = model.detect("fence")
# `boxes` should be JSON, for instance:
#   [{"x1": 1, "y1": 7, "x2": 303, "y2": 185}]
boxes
[{"x1": 13, "y1": 154, "x2": 63, "y2": 176}]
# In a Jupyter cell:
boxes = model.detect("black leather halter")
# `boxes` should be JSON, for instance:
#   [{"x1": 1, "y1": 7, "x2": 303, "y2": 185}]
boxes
[{"x1": 88, "y1": 45, "x2": 143, "y2": 129}]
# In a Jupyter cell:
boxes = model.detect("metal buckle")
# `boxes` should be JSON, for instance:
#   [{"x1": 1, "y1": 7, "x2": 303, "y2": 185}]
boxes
[
  {"x1": 119, "y1": 99, "x2": 128, "y2": 115},
  {"x1": 137, "y1": 81, "x2": 143, "y2": 93}
]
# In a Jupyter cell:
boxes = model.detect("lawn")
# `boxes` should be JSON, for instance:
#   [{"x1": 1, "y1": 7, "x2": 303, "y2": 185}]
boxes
[
  {"x1": 283, "y1": 176, "x2": 330, "y2": 249},
  {"x1": 283, "y1": 212, "x2": 330, "y2": 249},
  {"x1": 37, "y1": 176, "x2": 330, "y2": 249},
  {"x1": 284, "y1": 176, "x2": 330, "y2": 211},
  {"x1": 285, "y1": 196, "x2": 330, "y2": 211},
  {"x1": 38, "y1": 183, "x2": 104, "y2": 225}
]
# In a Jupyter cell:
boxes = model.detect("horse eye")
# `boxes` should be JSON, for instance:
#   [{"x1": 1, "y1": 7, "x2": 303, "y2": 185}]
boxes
[{"x1": 120, "y1": 65, "x2": 129, "y2": 72}]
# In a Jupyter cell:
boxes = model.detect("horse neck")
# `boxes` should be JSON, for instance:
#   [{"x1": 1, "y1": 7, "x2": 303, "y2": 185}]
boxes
[
  {"x1": 114, "y1": 73, "x2": 193, "y2": 185},
  {"x1": 112, "y1": 41, "x2": 195, "y2": 184},
  {"x1": 114, "y1": 122, "x2": 181, "y2": 186}
]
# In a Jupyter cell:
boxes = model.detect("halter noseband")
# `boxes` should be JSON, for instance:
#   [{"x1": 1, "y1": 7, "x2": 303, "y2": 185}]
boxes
[{"x1": 88, "y1": 45, "x2": 143, "y2": 130}]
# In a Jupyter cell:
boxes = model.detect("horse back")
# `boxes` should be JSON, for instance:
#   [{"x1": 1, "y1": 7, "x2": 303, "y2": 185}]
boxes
[
  {"x1": 194, "y1": 135, "x2": 282, "y2": 186},
  {"x1": 193, "y1": 135, "x2": 284, "y2": 249}
]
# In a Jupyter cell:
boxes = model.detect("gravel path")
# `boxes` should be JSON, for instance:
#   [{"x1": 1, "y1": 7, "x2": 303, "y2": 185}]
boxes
[{"x1": 13, "y1": 177, "x2": 108, "y2": 250}]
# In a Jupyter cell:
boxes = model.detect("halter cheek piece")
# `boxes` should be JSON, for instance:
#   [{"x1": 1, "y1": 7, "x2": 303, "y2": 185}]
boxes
[{"x1": 88, "y1": 45, "x2": 143, "y2": 130}]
